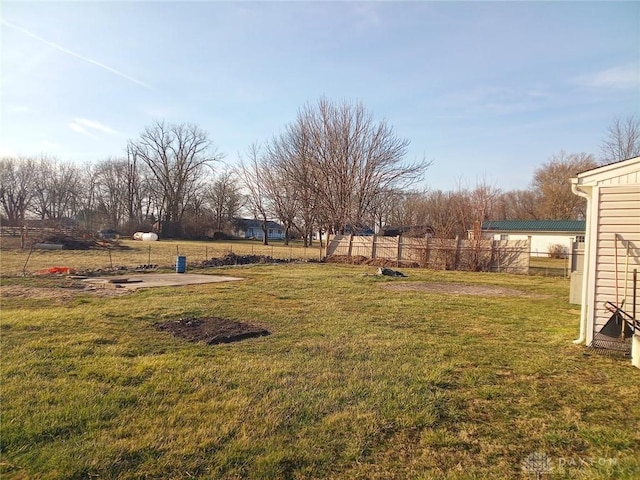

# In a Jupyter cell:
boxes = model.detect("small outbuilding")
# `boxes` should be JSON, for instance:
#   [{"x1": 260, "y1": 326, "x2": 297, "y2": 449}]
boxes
[
  {"x1": 571, "y1": 156, "x2": 640, "y2": 357},
  {"x1": 479, "y1": 220, "x2": 585, "y2": 257}
]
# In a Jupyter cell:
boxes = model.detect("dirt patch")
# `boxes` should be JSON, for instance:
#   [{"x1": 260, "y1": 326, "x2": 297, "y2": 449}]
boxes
[
  {"x1": 0, "y1": 285, "x2": 80, "y2": 300},
  {"x1": 155, "y1": 317, "x2": 270, "y2": 344},
  {"x1": 381, "y1": 282, "x2": 550, "y2": 298},
  {"x1": 0, "y1": 283, "x2": 131, "y2": 299}
]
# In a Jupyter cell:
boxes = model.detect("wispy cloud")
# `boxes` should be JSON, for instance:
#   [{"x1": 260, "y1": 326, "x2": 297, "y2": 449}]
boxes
[
  {"x1": 73, "y1": 118, "x2": 119, "y2": 135},
  {"x1": 0, "y1": 18, "x2": 150, "y2": 89},
  {"x1": 575, "y1": 64, "x2": 639, "y2": 90},
  {"x1": 436, "y1": 85, "x2": 549, "y2": 116},
  {"x1": 68, "y1": 122, "x2": 97, "y2": 138},
  {"x1": 68, "y1": 118, "x2": 119, "y2": 138}
]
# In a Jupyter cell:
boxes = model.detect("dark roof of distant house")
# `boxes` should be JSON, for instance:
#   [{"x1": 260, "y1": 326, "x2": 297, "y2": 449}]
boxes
[
  {"x1": 481, "y1": 220, "x2": 586, "y2": 233},
  {"x1": 382, "y1": 224, "x2": 435, "y2": 236},
  {"x1": 235, "y1": 218, "x2": 284, "y2": 229}
]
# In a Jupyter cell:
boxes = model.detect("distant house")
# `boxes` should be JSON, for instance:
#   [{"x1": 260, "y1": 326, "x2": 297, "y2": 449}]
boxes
[
  {"x1": 570, "y1": 156, "x2": 640, "y2": 356},
  {"x1": 232, "y1": 218, "x2": 285, "y2": 240},
  {"x1": 479, "y1": 220, "x2": 586, "y2": 257}
]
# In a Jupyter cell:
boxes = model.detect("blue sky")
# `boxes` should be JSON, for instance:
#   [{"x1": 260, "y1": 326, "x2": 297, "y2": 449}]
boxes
[{"x1": 1, "y1": 1, "x2": 638, "y2": 191}]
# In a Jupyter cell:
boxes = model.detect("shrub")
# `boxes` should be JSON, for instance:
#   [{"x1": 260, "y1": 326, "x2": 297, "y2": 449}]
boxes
[{"x1": 548, "y1": 243, "x2": 569, "y2": 259}]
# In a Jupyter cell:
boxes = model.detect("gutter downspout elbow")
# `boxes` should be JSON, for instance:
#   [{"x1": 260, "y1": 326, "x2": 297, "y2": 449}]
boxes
[{"x1": 571, "y1": 180, "x2": 591, "y2": 345}]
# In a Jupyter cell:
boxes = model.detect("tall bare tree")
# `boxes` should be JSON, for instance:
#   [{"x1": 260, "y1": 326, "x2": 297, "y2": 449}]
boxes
[
  {"x1": 0, "y1": 156, "x2": 36, "y2": 228},
  {"x1": 265, "y1": 116, "x2": 320, "y2": 246},
  {"x1": 600, "y1": 114, "x2": 640, "y2": 163},
  {"x1": 31, "y1": 156, "x2": 84, "y2": 223},
  {"x1": 268, "y1": 98, "x2": 429, "y2": 235},
  {"x1": 129, "y1": 121, "x2": 220, "y2": 237},
  {"x1": 533, "y1": 151, "x2": 598, "y2": 219},
  {"x1": 91, "y1": 158, "x2": 132, "y2": 229},
  {"x1": 261, "y1": 159, "x2": 299, "y2": 245},
  {"x1": 236, "y1": 143, "x2": 271, "y2": 245}
]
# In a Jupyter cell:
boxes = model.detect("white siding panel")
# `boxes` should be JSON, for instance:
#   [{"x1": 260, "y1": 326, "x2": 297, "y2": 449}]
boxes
[
  {"x1": 597, "y1": 208, "x2": 640, "y2": 217},
  {"x1": 598, "y1": 224, "x2": 640, "y2": 234},
  {"x1": 599, "y1": 171, "x2": 640, "y2": 186},
  {"x1": 599, "y1": 191, "x2": 640, "y2": 203},
  {"x1": 592, "y1": 186, "x2": 640, "y2": 337}
]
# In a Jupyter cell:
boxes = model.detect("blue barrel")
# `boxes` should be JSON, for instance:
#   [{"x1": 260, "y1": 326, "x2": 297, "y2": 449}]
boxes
[{"x1": 176, "y1": 255, "x2": 187, "y2": 273}]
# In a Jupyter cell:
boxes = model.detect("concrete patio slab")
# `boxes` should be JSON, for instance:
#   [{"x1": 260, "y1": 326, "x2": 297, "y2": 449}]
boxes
[{"x1": 83, "y1": 273, "x2": 245, "y2": 290}]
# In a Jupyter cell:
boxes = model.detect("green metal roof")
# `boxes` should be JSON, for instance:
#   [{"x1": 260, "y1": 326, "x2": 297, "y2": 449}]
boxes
[{"x1": 481, "y1": 220, "x2": 586, "y2": 232}]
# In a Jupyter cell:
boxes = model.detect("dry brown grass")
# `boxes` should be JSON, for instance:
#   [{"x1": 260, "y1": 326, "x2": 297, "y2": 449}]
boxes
[{"x1": 0, "y1": 238, "x2": 323, "y2": 276}]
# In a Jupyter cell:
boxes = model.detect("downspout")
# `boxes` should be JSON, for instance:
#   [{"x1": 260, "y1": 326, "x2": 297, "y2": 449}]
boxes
[{"x1": 571, "y1": 179, "x2": 591, "y2": 344}]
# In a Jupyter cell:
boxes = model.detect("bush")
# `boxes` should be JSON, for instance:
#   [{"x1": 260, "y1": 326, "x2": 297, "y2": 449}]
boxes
[{"x1": 548, "y1": 244, "x2": 569, "y2": 259}]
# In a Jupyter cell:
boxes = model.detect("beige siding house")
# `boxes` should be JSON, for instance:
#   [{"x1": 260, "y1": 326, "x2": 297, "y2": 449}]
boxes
[{"x1": 571, "y1": 156, "x2": 640, "y2": 352}]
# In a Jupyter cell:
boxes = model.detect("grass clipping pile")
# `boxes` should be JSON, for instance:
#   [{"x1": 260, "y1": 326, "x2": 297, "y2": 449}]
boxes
[{"x1": 155, "y1": 317, "x2": 270, "y2": 345}]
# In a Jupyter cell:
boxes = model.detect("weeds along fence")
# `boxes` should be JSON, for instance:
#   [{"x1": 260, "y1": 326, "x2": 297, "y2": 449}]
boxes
[
  {"x1": 326, "y1": 235, "x2": 531, "y2": 274},
  {"x1": 1, "y1": 239, "x2": 325, "y2": 276}
]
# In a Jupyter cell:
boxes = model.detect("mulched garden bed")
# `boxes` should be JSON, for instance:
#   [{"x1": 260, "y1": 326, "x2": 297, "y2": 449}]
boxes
[
  {"x1": 201, "y1": 252, "x2": 289, "y2": 267},
  {"x1": 155, "y1": 317, "x2": 270, "y2": 344}
]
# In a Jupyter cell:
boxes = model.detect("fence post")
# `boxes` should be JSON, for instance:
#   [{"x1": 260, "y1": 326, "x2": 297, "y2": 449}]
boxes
[
  {"x1": 423, "y1": 237, "x2": 430, "y2": 268},
  {"x1": 347, "y1": 234, "x2": 354, "y2": 259},
  {"x1": 396, "y1": 235, "x2": 402, "y2": 266},
  {"x1": 371, "y1": 234, "x2": 377, "y2": 259}
]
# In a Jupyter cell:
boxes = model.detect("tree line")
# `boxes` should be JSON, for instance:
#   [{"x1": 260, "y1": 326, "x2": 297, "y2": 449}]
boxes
[{"x1": 1, "y1": 99, "x2": 638, "y2": 245}]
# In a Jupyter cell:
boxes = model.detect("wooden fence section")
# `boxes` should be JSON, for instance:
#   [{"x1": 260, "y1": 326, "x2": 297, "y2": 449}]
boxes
[{"x1": 326, "y1": 235, "x2": 531, "y2": 274}]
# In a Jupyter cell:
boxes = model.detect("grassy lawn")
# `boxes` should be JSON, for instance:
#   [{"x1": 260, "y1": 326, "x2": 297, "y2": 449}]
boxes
[
  {"x1": 529, "y1": 256, "x2": 570, "y2": 278},
  {"x1": 1, "y1": 258, "x2": 638, "y2": 478},
  {"x1": 0, "y1": 238, "x2": 324, "y2": 276}
]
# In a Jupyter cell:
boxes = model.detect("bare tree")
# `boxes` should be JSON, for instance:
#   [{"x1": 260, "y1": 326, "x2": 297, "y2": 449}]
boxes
[
  {"x1": 268, "y1": 98, "x2": 429, "y2": 235},
  {"x1": 367, "y1": 188, "x2": 407, "y2": 232},
  {"x1": 236, "y1": 143, "x2": 271, "y2": 245},
  {"x1": 31, "y1": 156, "x2": 84, "y2": 223},
  {"x1": 0, "y1": 156, "x2": 36, "y2": 228},
  {"x1": 455, "y1": 181, "x2": 502, "y2": 232},
  {"x1": 265, "y1": 116, "x2": 320, "y2": 246},
  {"x1": 128, "y1": 121, "x2": 220, "y2": 237},
  {"x1": 600, "y1": 114, "x2": 640, "y2": 163},
  {"x1": 90, "y1": 158, "x2": 132, "y2": 230},
  {"x1": 261, "y1": 159, "x2": 299, "y2": 245},
  {"x1": 499, "y1": 189, "x2": 541, "y2": 220},
  {"x1": 422, "y1": 190, "x2": 463, "y2": 239},
  {"x1": 533, "y1": 151, "x2": 598, "y2": 219},
  {"x1": 75, "y1": 162, "x2": 99, "y2": 233},
  {"x1": 122, "y1": 146, "x2": 148, "y2": 232},
  {"x1": 206, "y1": 168, "x2": 244, "y2": 234}
]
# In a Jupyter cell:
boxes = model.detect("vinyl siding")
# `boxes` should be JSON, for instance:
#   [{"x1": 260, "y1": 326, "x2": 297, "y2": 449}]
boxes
[{"x1": 592, "y1": 185, "x2": 640, "y2": 333}]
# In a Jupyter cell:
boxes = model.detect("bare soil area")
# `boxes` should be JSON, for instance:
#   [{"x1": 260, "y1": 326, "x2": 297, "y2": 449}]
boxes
[
  {"x1": 0, "y1": 283, "x2": 131, "y2": 299},
  {"x1": 155, "y1": 317, "x2": 270, "y2": 344},
  {"x1": 381, "y1": 282, "x2": 551, "y2": 298}
]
